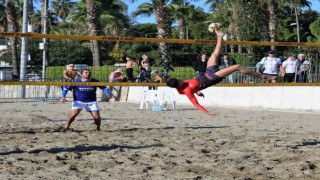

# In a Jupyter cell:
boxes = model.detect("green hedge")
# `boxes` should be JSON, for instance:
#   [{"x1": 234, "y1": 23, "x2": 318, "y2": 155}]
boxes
[{"x1": 45, "y1": 65, "x2": 196, "y2": 81}]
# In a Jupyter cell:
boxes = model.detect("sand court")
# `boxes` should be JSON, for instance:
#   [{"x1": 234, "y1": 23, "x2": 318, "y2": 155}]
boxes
[{"x1": 0, "y1": 99, "x2": 320, "y2": 179}]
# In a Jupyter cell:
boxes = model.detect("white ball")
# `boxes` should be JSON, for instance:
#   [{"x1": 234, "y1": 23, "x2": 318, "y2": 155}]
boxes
[{"x1": 208, "y1": 23, "x2": 222, "y2": 32}]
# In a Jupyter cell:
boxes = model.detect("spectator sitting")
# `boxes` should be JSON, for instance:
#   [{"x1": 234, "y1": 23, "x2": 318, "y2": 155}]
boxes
[
  {"x1": 109, "y1": 68, "x2": 127, "y2": 82},
  {"x1": 151, "y1": 70, "x2": 163, "y2": 83}
]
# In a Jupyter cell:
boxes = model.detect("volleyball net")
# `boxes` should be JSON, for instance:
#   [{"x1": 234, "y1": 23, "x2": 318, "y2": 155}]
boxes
[{"x1": 0, "y1": 32, "x2": 320, "y2": 99}]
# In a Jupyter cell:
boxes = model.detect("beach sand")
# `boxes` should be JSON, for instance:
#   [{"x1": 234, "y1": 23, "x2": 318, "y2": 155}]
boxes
[{"x1": 0, "y1": 99, "x2": 320, "y2": 179}]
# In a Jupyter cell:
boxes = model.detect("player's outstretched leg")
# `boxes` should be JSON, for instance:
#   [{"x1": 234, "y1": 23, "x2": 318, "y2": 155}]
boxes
[{"x1": 215, "y1": 65, "x2": 262, "y2": 79}]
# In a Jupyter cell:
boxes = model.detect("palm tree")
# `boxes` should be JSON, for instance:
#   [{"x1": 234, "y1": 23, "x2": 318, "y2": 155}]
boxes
[
  {"x1": 86, "y1": 0, "x2": 101, "y2": 66},
  {"x1": 205, "y1": 0, "x2": 241, "y2": 51},
  {"x1": 67, "y1": 1, "x2": 88, "y2": 30},
  {"x1": 0, "y1": 4, "x2": 6, "y2": 32},
  {"x1": 262, "y1": 0, "x2": 279, "y2": 50},
  {"x1": 99, "y1": 0, "x2": 129, "y2": 36},
  {"x1": 131, "y1": 0, "x2": 172, "y2": 63},
  {"x1": 5, "y1": 0, "x2": 19, "y2": 77},
  {"x1": 67, "y1": 0, "x2": 129, "y2": 66},
  {"x1": 168, "y1": 0, "x2": 204, "y2": 39},
  {"x1": 51, "y1": 0, "x2": 75, "y2": 22}
]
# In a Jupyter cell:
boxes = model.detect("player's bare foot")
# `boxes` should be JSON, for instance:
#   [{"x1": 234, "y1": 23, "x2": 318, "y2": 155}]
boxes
[{"x1": 207, "y1": 112, "x2": 219, "y2": 116}]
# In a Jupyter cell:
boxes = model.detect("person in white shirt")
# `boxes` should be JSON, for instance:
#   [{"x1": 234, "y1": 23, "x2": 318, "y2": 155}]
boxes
[
  {"x1": 281, "y1": 53, "x2": 298, "y2": 83},
  {"x1": 256, "y1": 50, "x2": 282, "y2": 83}
]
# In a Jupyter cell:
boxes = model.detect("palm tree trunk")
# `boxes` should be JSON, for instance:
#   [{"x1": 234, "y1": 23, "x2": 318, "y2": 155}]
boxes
[
  {"x1": 232, "y1": 6, "x2": 242, "y2": 53},
  {"x1": 178, "y1": 18, "x2": 186, "y2": 39},
  {"x1": 6, "y1": 0, "x2": 19, "y2": 78},
  {"x1": 86, "y1": 0, "x2": 101, "y2": 66},
  {"x1": 268, "y1": 3, "x2": 278, "y2": 50},
  {"x1": 154, "y1": 0, "x2": 171, "y2": 63}
]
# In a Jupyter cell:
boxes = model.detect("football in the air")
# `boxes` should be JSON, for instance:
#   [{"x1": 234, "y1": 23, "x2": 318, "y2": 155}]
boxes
[{"x1": 208, "y1": 23, "x2": 222, "y2": 32}]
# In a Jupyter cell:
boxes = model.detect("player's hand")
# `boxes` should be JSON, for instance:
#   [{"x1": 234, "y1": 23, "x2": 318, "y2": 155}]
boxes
[
  {"x1": 197, "y1": 92, "x2": 205, "y2": 98},
  {"x1": 59, "y1": 98, "x2": 66, "y2": 103},
  {"x1": 207, "y1": 112, "x2": 219, "y2": 116}
]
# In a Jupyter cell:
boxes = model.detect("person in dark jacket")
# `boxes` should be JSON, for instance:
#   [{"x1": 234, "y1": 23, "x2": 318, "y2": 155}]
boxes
[
  {"x1": 219, "y1": 53, "x2": 237, "y2": 83},
  {"x1": 192, "y1": 53, "x2": 208, "y2": 78}
]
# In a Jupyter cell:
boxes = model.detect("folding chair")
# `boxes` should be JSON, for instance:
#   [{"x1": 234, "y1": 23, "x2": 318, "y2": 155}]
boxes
[
  {"x1": 160, "y1": 89, "x2": 177, "y2": 110},
  {"x1": 139, "y1": 90, "x2": 159, "y2": 110}
]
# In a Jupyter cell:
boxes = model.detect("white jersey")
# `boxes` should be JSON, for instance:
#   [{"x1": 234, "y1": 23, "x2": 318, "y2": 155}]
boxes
[
  {"x1": 282, "y1": 59, "x2": 298, "y2": 73},
  {"x1": 260, "y1": 57, "x2": 282, "y2": 75}
]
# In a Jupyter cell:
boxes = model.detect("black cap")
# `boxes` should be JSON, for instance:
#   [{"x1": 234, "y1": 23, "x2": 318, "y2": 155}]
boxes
[{"x1": 268, "y1": 50, "x2": 275, "y2": 54}]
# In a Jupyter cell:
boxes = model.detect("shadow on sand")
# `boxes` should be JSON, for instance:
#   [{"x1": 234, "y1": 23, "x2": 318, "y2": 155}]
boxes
[{"x1": 0, "y1": 143, "x2": 165, "y2": 155}]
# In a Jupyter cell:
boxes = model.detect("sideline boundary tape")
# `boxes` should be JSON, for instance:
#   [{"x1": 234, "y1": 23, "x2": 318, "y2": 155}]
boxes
[
  {"x1": 0, "y1": 81, "x2": 320, "y2": 87},
  {"x1": 1, "y1": 32, "x2": 320, "y2": 47}
]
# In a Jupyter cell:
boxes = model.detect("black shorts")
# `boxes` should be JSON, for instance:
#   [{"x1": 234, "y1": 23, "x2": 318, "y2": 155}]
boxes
[
  {"x1": 283, "y1": 73, "x2": 296, "y2": 83},
  {"x1": 197, "y1": 66, "x2": 223, "y2": 89}
]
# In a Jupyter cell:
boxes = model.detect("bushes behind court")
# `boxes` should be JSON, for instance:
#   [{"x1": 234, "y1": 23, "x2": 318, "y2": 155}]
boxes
[
  {"x1": 45, "y1": 65, "x2": 195, "y2": 81},
  {"x1": 45, "y1": 52, "x2": 257, "y2": 82}
]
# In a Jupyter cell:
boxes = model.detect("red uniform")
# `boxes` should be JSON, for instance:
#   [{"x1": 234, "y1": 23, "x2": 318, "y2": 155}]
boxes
[
  {"x1": 177, "y1": 79, "x2": 210, "y2": 113},
  {"x1": 176, "y1": 66, "x2": 223, "y2": 113}
]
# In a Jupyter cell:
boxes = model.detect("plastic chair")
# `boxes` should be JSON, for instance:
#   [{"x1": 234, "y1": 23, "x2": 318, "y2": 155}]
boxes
[
  {"x1": 160, "y1": 89, "x2": 177, "y2": 110},
  {"x1": 139, "y1": 90, "x2": 159, "y2": 110}
]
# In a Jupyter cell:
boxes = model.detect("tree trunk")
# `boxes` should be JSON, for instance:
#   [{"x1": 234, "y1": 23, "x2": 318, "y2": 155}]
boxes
[
  {"x1": 178, "y1": 18, "x2": 186, "y2": 39},
  {"x1": 6, "y1": 0, "x2": 19, "y2": 78},
  {"x1": 268, "y1": 3, "x2": 278, "y2": 50},
  {"x1": 231, "y1": 3, "x2": 241, "y2": 53},
  {"x1": 86, "y1": 0, "x2": 101, "y2": 66},
  {"x1": 154, "y1": 0, "x2": 172, "y2": 63}
]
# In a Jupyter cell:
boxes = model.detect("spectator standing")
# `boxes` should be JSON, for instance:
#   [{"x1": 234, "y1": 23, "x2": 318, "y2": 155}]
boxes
[
  {"x1": 137, "y1": 54, "x2": 151, "y2": 82},
  {"x1": 151, "y1": 70, "x2": 163, "y2": 83},
  {"x1": 297, "y1": 53, "x2": 311, "y2": 83},
  {"x1": 219, "y1": 53, "x2": 237, "y2": 83},
  {"x1": 281, "y1": 53, "x2": 298, "y2": 83},
  {"x1": 125, "y1": 56, "x2": 136, "y2": 82},
  {"x1": 256, "y1": 50, "x2": 282, "y2": 83},
  {"x1": 63, "y1": 64, "x2": 81, "y2": 82},
  {"x1": 192, "y1": 53, "x2": 207, "y2": 78}
]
